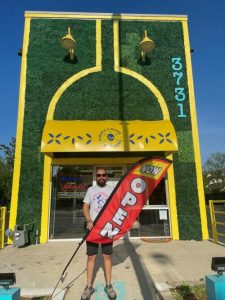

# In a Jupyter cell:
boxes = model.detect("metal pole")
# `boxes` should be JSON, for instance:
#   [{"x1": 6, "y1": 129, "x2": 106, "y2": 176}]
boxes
[{"x1": 50, "y1": 230, "x2": 90, "y2": 299}]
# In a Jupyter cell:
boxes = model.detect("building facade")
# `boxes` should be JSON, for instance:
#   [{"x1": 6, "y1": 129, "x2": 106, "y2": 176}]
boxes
[{"x1": 9, "y1": 12, "x2": 208, "y2": 244}]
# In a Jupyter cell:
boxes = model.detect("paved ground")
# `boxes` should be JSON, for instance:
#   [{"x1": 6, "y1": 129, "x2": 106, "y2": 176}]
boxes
[{"x1": 0, "y1": 239, "x2": 225, "y2": 299}]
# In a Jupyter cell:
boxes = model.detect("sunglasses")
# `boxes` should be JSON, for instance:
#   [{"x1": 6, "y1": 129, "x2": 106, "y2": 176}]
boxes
[{"x1": 96, "y1": 174, "x2": 107, "y2": 177}]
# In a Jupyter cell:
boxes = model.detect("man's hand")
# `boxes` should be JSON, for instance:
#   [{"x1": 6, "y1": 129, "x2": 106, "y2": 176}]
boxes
[
  {"x1": 83, "y1": 203, "x2": 93, "y2": 230},
  {"x1": 87, "y1": 220, "x2": 93, "y2": 230}
]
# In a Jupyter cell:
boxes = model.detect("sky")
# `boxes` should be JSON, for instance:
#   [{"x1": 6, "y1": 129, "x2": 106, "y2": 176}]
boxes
[{"x1": 0, "y1": 0, "x2": 224, "y2": 164}]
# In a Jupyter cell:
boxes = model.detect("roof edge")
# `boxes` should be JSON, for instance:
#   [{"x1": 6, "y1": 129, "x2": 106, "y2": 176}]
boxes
[{"x1": 24, "y1": 11, "x2": 188, "y2": 21}]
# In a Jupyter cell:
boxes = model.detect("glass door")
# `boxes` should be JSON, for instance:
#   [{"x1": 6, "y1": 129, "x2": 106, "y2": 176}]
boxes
[
  {"x1": 49, "y1": 165, "x2": 92, "y2": 239},
  {"x1": 49, "y1": 163, "x2": 170, "y2": 240},
  {"x1": 49, "y1": 165, "x2": 125, "y2": 239},
  {"x1": 129, "y1": 176, "x2": 171, "y2": 238}
]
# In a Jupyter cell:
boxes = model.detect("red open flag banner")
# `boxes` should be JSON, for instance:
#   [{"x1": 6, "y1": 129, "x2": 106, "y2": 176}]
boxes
[{"x1": 86, "y1": 157, "x2": 172, "y2": 243}]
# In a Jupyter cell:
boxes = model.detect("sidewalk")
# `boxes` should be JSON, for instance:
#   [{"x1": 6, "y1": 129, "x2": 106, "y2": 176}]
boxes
[{"x1": 0, "y1": 239, "x2": 224, "y2": 299}]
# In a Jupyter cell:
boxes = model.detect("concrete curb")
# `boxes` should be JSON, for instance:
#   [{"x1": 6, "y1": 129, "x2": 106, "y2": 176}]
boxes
[
  {"x1": 21, "y1": 288, "x2": 66, "y2": 300},
  {"x1": 153, "y1": 282, "x2": 174, "y2": 300}
]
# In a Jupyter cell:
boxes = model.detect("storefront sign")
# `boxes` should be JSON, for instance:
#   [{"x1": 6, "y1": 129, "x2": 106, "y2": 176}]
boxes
[
  {"x1": 57, "y1": 173, "x2": 88, "y2": 199},
  {"x1": 86, "y1": 157, "x2": 172, "y2": 243},
  {"x1": 57, "y1": 191, "x2": 86, "y2": 199}
]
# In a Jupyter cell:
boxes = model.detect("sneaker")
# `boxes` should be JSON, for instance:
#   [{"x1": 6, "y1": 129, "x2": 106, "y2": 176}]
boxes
[
  {"x1": 104, "y1": 284, "x2": 117, "y2": 299},
  {"x1": 81, "y1": 286, "x2": 95, "y2": 300}
]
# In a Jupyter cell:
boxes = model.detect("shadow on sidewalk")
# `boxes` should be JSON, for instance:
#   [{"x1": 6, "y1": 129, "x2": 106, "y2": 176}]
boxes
[
  {"x1": 91, "y1": 239, "x2": 141, "y2": 278},
  {"x1": 91, "y1": 239, "x2": 158, "y2": 300},
  {"x1": 123, "y1": 240, "x2": 159, "y2": 300}
]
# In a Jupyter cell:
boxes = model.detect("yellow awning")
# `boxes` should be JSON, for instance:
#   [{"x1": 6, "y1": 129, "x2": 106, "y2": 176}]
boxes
[{"x1": 41, "y1": 120, "x2": 178, "y2": 154}]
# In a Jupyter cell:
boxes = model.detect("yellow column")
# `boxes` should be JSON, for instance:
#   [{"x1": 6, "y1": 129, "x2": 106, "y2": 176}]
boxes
[
  {"x1": 8, "y1": 18, "x2": 31, "y2": 242},
  {"x1": 40, "y1": 156, "x2": 52, "y2": 243},
  {"x1": 182, "y1": 20, "x2": 208, "y2": 239}
]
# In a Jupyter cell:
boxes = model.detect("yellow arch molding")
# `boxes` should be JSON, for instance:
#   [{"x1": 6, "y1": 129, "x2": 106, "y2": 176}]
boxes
[
  {"x1": 8, "y1": 18, "x2": 31, "y2": 242},
  {"x1": 46, "y1": 20, "x2": 102, "y2": 120},
  {"x1": 40, "y1": 20, "x2": 102, "y2": 242},
  {"x1": 113, "y1": 20, "x2": 169, "y2": 120},
  {"x1": 121, "y1": 67, "x2": 170, "y2": 119},
  {"x1": 182, "y1": 20, "x2": 208, "y2": 240},
  {"x1": 113, "y1": 20, "x2": 179, "y2": 239}
]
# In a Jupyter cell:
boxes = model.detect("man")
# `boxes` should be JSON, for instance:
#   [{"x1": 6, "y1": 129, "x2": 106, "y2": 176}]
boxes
[{"x1": 81, "y1": 167, "x2": 117, "y2": 300}]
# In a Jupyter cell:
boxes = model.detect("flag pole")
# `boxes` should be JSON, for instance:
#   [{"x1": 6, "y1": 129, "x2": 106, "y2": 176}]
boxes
[{"x1": 50, "y1": 230, "x2": 90, "y2": 299}]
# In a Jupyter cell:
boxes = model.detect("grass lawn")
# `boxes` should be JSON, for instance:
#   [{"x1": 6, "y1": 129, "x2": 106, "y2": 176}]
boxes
[{"x1": 170, "y1": 282, "x2": 206, "y2": 300}]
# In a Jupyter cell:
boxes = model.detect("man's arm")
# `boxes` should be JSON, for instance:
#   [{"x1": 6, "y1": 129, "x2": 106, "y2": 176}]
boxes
[{"x1": 83, "y1": 202, "x2": 94, "y2": 230}]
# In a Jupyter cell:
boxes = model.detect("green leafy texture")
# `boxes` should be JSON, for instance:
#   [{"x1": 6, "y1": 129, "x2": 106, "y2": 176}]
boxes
[
  {"x1": 0, "y1": 157, "x2": 12, "y2": 208},
  {"x1": 173, "y1": 131, "x2": 195, "y2": 162},
  {"x1": 54, "y1": 72, "x2": 163, "y2": 120},
  {"x1": 0, "y1": 138, "x2": 15, "y2": 208},
  {"x1": 55, "y1": 21, "x2": 163, "y2": 120},
  {"x1": 16, "y1": 19, "x2": 96, "y2": 242},
  {"x1": 171, "y1": 283, "x2": 205, "y2": 299},
  {"x1": 119, "y1": 21, "x2": 200, "y2": 239},
  {"x1": 102, "y1": 20, "x2": 114, "y2": 70},
  {"x1": 174, "y1": 162, "x2": 202, "y2": 240},
  {"x1": 203, "y1": 152, "x2": 225, "y2": 194},
  {"x1": 16, "y1": 18, "x2": 200, "y2": 242},
  {"x1": 119, "y1": 21, "x2": 191, "y2": 130}
]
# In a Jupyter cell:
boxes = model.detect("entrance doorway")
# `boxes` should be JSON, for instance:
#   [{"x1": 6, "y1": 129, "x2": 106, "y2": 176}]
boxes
[
  {"x1": 130, "y1": 178, "x2": 171, "y2": 238},
  {"x1": 49, "y1": 164, "x2": 171, "y2": 240}
]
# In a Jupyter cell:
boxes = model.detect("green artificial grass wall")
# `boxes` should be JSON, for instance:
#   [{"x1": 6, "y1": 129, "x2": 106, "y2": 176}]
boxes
[
  {"x1": 119, "y1": 21, "x2": 191, "y2": 131},
  {"x1": 54, "y1": 71, "x2": 163, "y2": 120},
  {"x1": 17, "y1": 19, "x2": 97, "y2": 242},
  {"x1": 16, "y1": 17, "x2": 202, "y2": 242},
  {"x1": 173, "y1": 162, "x2": 201, "y2": 240}
]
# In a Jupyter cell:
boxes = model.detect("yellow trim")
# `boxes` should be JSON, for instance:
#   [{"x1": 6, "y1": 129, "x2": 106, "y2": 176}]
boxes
[
  {"x1": 8, "y1": 18, "x2": 31, "y2": 241},
  {"x1": 96, "y1": 20, "x2": 102, "y2": 66},
  {"x1": 113, "y1": 20, "x2": 170, "y2": 120},
  {"x1": 52, "y1": 157, "x2": 144, "y2": 165},
  {"x1": 209, "y1": 200, "x2": 217, "y2": 243},
  {"x1": 25, "y1": 12, "x2": 187, "y2": 21},
  {"x1": 47, "y1": 68, "x2": 100, "y2": 120},
  {"x1": 166, "y1": 153, "x2": 179, "y2": 239},
  {"x1": 113, "y1": 19, "x2": 179, "y2": 239},
  {"x1": 0, "y1": 207, "x2": 7, "y2": 249},
  {"x1": 121, "y1": 68, "x2": 170, "y2": 119},
  {"x1": 209, "y1": 200, "x2": 225, "y2": 204},
  {"x1": 47, "y1": 20, "x2": 102, "y2": 120},
  {"x1": 40, "y1": 156, "x2": 52, "y2": 243},
  {"x1": 41, "y1": 20, "x2": 103, "y2": 242},
  {"x1": 209, "y1": 200, "x2": 225, "y2": 244},
  {"x1": 182, "y1": 20, "x2": 208, "y2": 240},
  {"x1": 41, "y1": 120, "x2": 178, "y2": 153}
]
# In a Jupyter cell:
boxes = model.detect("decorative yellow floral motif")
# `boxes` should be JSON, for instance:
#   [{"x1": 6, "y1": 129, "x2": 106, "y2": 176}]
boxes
[{"x1": 128, "y1": 132, "x2": 171, "y2": 145}]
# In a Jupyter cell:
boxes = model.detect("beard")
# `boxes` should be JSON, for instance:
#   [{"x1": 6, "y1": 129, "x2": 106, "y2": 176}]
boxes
[{"x1": 97, "y1": 179, "x2": 107, "y2": 187}]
